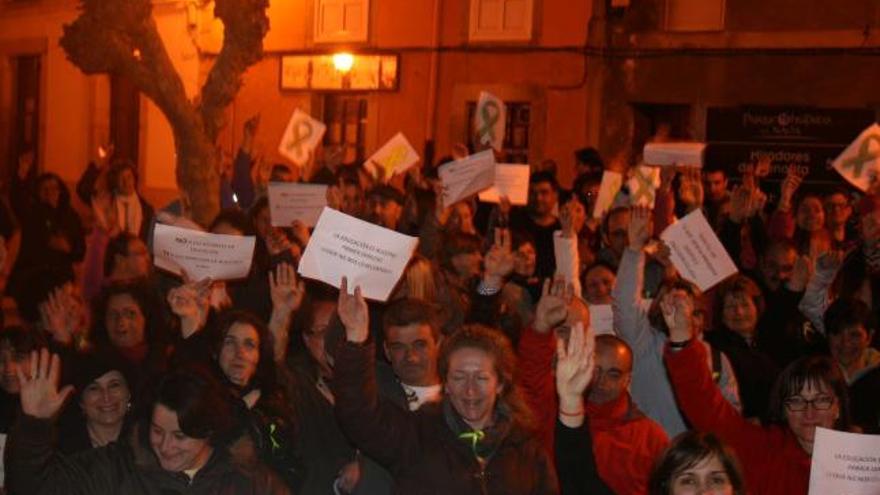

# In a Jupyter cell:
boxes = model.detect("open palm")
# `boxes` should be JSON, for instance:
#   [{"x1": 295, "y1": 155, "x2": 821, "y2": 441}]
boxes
[{"x1": 18, "y1": 349, "x2": 74, "y2": 419}]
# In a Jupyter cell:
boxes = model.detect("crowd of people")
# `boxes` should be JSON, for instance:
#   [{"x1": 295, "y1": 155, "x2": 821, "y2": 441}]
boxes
[{"x1": 0, "y1": 118, "x2": 878, "y2": 495}]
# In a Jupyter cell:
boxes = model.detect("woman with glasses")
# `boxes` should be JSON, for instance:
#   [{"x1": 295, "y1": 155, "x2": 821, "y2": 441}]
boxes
[{"x1": 661, "y1": 290, "x2": 850, "y2": 495}]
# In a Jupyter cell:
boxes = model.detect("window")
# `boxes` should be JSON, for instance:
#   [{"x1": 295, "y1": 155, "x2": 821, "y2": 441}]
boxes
[
  {"x1": 666, "y1": 0, "x2": 725, "y2": 31},
  {"x1": 468, "y1": 0, "x2": 534, "y2": 42},
  {"x1": 466, "y1": 100, "x2": 530, "y2": 164},
  {"x1": 11, "y1": 55, "x2": 41, "y2": 171},
  {"x1": 323, "y1": 95, "x2": 367, "y2": 164},
  {"x1": 314, "y1": 0, "x2": 369, "y2": 44}
]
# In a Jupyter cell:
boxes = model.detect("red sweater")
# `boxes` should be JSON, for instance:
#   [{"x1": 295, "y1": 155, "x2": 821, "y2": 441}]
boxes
[
  {"x1": 518, "y1": 327, "x2": 668, "y2": 495},
  {"x1": 665, "y1": 340, "x2": 812, "y2": 495}
]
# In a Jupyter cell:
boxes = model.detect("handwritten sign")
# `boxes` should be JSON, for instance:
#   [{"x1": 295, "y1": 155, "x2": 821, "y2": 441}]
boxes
[
  {"x1": 438, "y1": 149, "x2": 496, "y2": 207},
  {"x1": 366, "y1": 132, "x2": 420, "y2": 181},
  {"x1": 809, "y1": 427, "x2": 880, "y2": 495},
  {"x1": 659, "y1": 210, "x2": 737, "y2": 291},
  {"x1": 593, "y1": 170, "x2": 624, "y2": 219},
  {"x1": 267, "y1": 182, "x2": 328, "y2": 227},
  {"x1": 627, "y1": 165, "x2": 660, "y2": 207},
  {"x1": 298, "y1": 207, "x2": 419, "y2": 301},
  {"x1": 478, "y1": 163, "x2": 530, "y2": 205},
  {"x1": 644, "y1": 142, "x2": 706, "y2": 167},
  {"x1": 278, "y1": 109, "x2": 327, "y2": 166},
  {"x1": 475, "y1": 91, "x2": 506, "y2": 151},
  {"x1": 153, "y1": 224, "x2": 256, "y2": 281},
  {"x1": 832, "y1": 123, "x2": 880, "y2": 192}
]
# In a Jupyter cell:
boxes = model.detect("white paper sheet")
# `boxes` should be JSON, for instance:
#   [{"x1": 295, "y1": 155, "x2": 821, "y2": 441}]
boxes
[
  {"x1": 593, "y1": 170, "x2": 624, "y2": 219},
  {"x1": 366, "y1": 132, "x2": 420, "y2": 181},
  {"x1": 297, "y1": 207, "x2": 419, "y2": 302},
  {"x1": 659, "y1": 210, "x2": 738, "y2": 291},
  {"x1": 832, "y1": 123, "x2": 880, "y2": 192},
  {"x1": 475, "y1": 91, "x2": 506, "y2": 151},
  {"x1": 643, "y1": 142, "x2": 706, "y2": 167},
  {"x1": 478, "y1": 163, "x2": 530, "y2": 205},
  {"x1": 809, "y1": 427, "x2": 880, "y2": 495},
  {"x1": 267, "y1": 182, "x2": 328, "y2": 227},
  {"x1": 438, "y1": 149, "x2": 497, "y2": 207},
  {"x1": 153, "y1": 224, "x2": 256, "y2": 281},
  {"x1": 278, "y1": 109, "x2": 327, "y2": 166},
  {"x1": 588, "y1": 304, "x2": 615, "y2": 335}
]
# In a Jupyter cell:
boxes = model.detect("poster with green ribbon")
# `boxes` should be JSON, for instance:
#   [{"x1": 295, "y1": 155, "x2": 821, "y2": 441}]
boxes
[
  {"x1": 832, "y1": 123, "x2": 880, "y2": 192},
  {"x1": 474, "y1": 91, "x2": 506, "y2": 151},
  {"x1": 278, "y1": 108, "x2": 327, "y2": 166}
]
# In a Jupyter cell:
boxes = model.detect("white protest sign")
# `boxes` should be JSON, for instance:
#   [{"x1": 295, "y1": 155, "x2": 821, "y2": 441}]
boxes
[
  {"x1": 593, "y1": 170, "x2": 624, "y2": 219},
  {"x1": 267, "y1": 182, "x2": 328, "y2": 227},
  {"x1": 809, "y1": 427, "x2": 880, "y2": 495},
  {"x1": 438, "y1": 149, "x2": 496, "y2": 207},
  {"x1": 475, "y1": 91, "x2": 506, "y2": 151},
  {"x1": 478, "y1": 163, "x2": 530, "y2": 205},
  {"x1": 628, "y1": 165, "x2": 660, "y2": 207},
  {"x1": 278, "y1": 109, "x2": 327, "y2": 166},
  {"x1": 832, "y1": 123, "x2": 880, "y2": 192},
  {"x1": 588, "y1": 304, "x2": 615, "y2": 335},
  {"x1": 659, "y1": 209, "x2": 738, "y2": 291},
  {"x1": 366, "y1": 132, "x2": 420, "y2": 181},
  {"x1": 153, "y1": 224, "x2": 256, "y2": 281},
  {"x1": 643, "y1": 142, "x2": 706, "y2": 168},
  {"x1": 298, "y1": 207, "x2": 419, "y2": 301}
]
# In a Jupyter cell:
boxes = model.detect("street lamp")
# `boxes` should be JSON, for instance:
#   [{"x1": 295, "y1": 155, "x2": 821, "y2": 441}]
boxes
[{"x1": 332, "y1": 52, "x2": 354, "y2": 73}]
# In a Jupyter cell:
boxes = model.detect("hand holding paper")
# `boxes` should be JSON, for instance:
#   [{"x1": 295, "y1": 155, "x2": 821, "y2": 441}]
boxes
[
  {"x1": 643, "y1": 142, "x2": 706, "y2": 167},
  {"x1": 152, "y1": 224, "x2": 256, "y2": 281},
  {"x1": 659, "y1": 209, "x2": 738, "y2": 291},
  {"x1": 438, "y1": 149, "x2": 496, "y2": 207},
  {"x1": 478, "y1": 164, "x2": 530, "y2": 205}
]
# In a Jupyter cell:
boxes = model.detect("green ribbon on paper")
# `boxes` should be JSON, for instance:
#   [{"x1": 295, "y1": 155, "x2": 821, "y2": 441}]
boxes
[
  {"x1": 478, "y1": 101, "x2": 501, "y2": 145},
  {"x1": 841, "y1": 134, "x2": 880, "y2": 180},
  {"x1": 286, "y1": 120, "x2": 314, "y2": 158},
  {"x1": 631, "y1": 168, "x2": 656, "y2": 204}
]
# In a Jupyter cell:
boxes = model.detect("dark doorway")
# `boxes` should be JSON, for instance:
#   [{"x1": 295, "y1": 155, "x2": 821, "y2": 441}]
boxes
[
  {"x1": 10, "y1": 54, "x2": 41, "y2": 185},
  {"x1": 110, "y1": 72, "x2": 141, "y2": 165}
]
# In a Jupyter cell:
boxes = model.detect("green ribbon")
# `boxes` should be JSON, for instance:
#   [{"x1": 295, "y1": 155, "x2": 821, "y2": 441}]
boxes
[
  {"x1": 841, "y1": 134, "x2": 880, "y2": 180},
  {"x1": 286, "y1": 120, "x2": 314, "y2": 158},
  {"x1": 269, "y1": 423, "x2": 282, "y2": 453},
  {"x1": 631, "y1": 168, "x2": 656, "y2": 204},
  {"x1": 458, "y1": 430, "x2": 486, "y2": 459},
  {"x1": 478, "y1": 101, "x2": 501, "y2": 145}
]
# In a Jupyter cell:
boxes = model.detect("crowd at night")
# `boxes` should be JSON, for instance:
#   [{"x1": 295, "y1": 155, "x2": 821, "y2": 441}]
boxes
[{"x1": 0, "y1": 122, "x2": 878, "y2": 495}]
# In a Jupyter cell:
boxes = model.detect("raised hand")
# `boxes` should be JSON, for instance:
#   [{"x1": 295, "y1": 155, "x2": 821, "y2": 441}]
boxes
[
  {"x1": 560, "y1": 199, "x2": 586, "y2": 238},
  {"x1": 816, "y1": 250, "x2": 845, "y2": 273},
  {"x1": 290, "y1": 220, "x2": 311, "y2": 248},
  {"x1": 556, "y1": 322, "x2": 596, "y2": 415},
  {"x1": 39, "y1": 287, "x2": 75, "y2": 345},
  {"x1": 17, "y1": 349, "x2": 74, "y2": 419},
  {"x1": 339, "y1": 277, "x2": 369, "y2": 344},
  {"x1": 327, "y1": 185, "x2": 343, "y2": 210},
  {"x1": 678, "y1": 168, "x2": 704, "y2": 211},
  {"x1": 270, "y1": 262, "x2": 305, "y2": 313},
  {"x1": 265, "y1": 228, "x2": 293, "y2": 257},
  {"x1": 17, "y1": 151, "x2": 35, "y2": 180},
  {"x1": 660, "y1": 289, "x2": 695, "y2": 343},
  {"x1": 534, "y1": 276, "x2": 572, "y2": 334},
  {"x1": 167, "y1": 277, "x2": 211, "y2": 320},
  {"x1": 778, "y1": 164, "x2": 805, "y2": 212},
  {"x1": 483, "y1": 228, "x2": 514, "y2": 287},
  {"x1": 628, "y1": 206, "x2": 652, "y2": 251}
]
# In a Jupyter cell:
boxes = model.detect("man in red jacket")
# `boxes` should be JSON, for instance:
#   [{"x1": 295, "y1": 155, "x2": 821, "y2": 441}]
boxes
[{"x1": 518, "y1": 278, "x2": 668, "y2": 495}]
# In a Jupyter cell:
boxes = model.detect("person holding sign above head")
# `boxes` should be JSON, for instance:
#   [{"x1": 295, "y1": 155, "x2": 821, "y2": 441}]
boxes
[
  {"x1": 331, "y1": 277, "x2": 559, "y2": 495},
  {"x1": 662, "y1": 290, "x2": 852, "y2": 495},
  {"x1": 613, "y1": 206, "x2": 741, "y2": 437}
]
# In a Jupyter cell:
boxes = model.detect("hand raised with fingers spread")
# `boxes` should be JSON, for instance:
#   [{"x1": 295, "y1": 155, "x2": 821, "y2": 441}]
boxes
[
  {"x1": 660, "y1": 290, "x2": 695, "y2": 344},
  {"x1": 534, "y1": 277, "x2": 572, "y2": 334},
  {"x1": 483, "y1": 228, "x2": 514, "y2": 286},
  {"x1": 778, "y1": 164, "x2": 805, "y2": 212},
  {"x1": 628, "y1": 206, "x2": 653, "y2": 251},
  {"x1": 678, "y1": 168, "x2": 704, "y2": 210},
  {"x1": 556, "y1": 322, "x2": 596, "y2": 402},
  {"x1": 339, "y1": 277, "x2": 369, "y2": 344},
  {"x1": 18, "y1": 349, "x2": 74, "y2": 419},
  {"x1": 270, "y1": 262, "x2": 305, "y2": 313},
  {"x1": 39, "y1": 288, "x2": 74, "y2": 345}
]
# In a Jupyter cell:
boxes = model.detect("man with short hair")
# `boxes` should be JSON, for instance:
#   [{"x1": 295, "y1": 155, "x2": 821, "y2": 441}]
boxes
[
  {"x1": 509, "y1": 171, "x2": 562, "y2": 280},
  {"x1": 366, "y1": 185, "x2": 405, "y2": 232},
  {"x1": 518, "y1": 280, "x2": 668, "y2": 495},
  {"x1": 378, "y1": 298, "x2": 443, "y2": 411},
  {"x1": 702, "y1": 165, "x2": 731, "y2": 230}
]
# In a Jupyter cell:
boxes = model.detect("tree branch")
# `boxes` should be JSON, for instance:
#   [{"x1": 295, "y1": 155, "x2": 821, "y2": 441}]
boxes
[{"x1": 198, "y1": 0, "x2": 269, "y2": 141}]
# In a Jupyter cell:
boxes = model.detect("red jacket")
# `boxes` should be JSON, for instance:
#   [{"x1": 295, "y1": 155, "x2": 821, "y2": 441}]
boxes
[
  {"x1": 665, "y1": 340, "x2": 811, "y2": 495},
  {"x1": 518, "y1": 326, "x2": 669, "y2": 495}
]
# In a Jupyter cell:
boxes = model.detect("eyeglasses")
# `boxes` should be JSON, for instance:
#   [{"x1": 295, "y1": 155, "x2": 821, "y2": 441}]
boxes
[{"x1": 784, "y1": 395, "x2": 835, "y2": 412}]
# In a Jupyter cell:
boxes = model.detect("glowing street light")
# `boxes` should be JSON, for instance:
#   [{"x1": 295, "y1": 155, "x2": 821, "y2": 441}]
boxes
[{"x1": 332, "y1": 52, "x2": 354, "y2": 73}]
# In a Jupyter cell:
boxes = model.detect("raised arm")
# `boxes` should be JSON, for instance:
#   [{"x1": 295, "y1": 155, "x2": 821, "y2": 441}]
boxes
[
  {"x1": 612, "y1": 207, "x2": 657, "y2": 357},
  {"x1": 331, "y1": 277, "x2": 421, "y2": 471}
]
